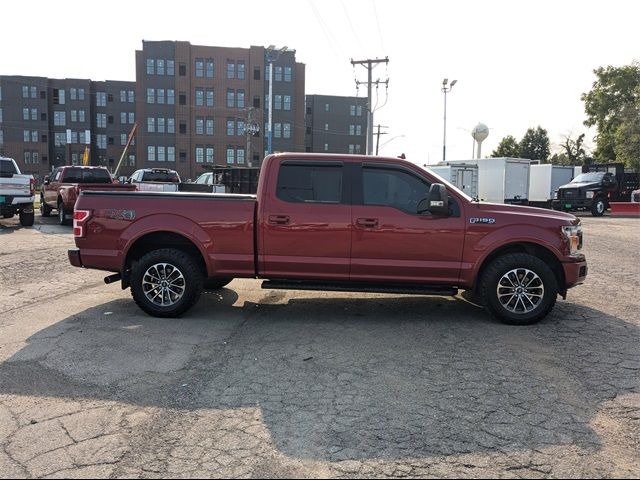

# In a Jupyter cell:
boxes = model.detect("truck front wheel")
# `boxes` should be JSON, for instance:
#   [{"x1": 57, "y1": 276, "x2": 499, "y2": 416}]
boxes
[
  {"x1": 58, "y1": 201, "x2": 71, "y2": 226},
  {"x1": 480, "y1": 253, "x2": 558, "y2": 325},
  {"x1": 130, "y1": 248, "x2": 204, "y2": 318},
  {"x1": 591, "y1": 197, "x2": 606, "y2": 217}
]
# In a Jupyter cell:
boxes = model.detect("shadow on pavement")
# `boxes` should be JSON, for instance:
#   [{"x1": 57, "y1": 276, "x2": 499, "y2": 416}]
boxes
[{"x1": 0, "y1": 290, "x2": 638, "y2": 461}]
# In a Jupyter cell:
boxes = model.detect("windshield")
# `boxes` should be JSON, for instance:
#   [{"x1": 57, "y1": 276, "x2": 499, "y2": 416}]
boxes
[
  {"x1": 420, "y1": 165, "x2": 474, "y2": 202},
  {"x1": 571, "y1": 172, "x2": 604, "y2": 183},
  {"x1": 142, "y1": 171, "x2": 180, "y2": 182},
  {"x1": 64, "y1": 168, "x2": 112, "y2": 184}
]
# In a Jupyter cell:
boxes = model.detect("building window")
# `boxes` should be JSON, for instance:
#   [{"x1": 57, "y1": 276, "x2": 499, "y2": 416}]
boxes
[
  {"x1": 254, "y1": 67, "x2": 261, "y2": 80},
  {"x1": 274, "y1": 95, "x2": 282, "y2": 110},
  {"x1": 167, "y1": 61, "x2": 175, "y2": 76},
  {"x1": 206, "y1": 118, "x2": 214, "y2": 136},
  {"x1": 324, "y1": 123, "x2": 329, "y2": 131},
  {"x1": 350, "y1": 105, "x2": 356, "y2": 116},
  {"x1": 71, "y1": 153, "x2": 78, "y2": 165},
  {"x1": 179, "y1": 122, "x2": 186, "y2": 134},
  {"x1": 31, "y1": 108, "x2": 37, "y2": 121},
  {"x1": 158, "y1": 117, "x2": 166, "y2": 133},
  {"x1": 227, "y1": 89, "x2": 235, "y2": 108},
  {"x1": 157, "y1": 146, "x2": 165, "y2": 162},
  {"x1": 284, "y1": 95, "x2": 291, "y2": 111},
  {"x1": 70, "y1": 88, "x2": 77, "y2": 101},
  {"x1": 349, "y1": 144, "x2": 355, "y2": 154},
  {"x1": 157, "y1": 59, "x2": 165, "y2": 75},
  {"x1": 168, "y1": 118, "x2": 175, "y2": 134},
  {"x1": 284, "y1": 66, "x2": 292, "y2": 82},
  {"x1": 274, "y1": 123, "x2": 282, "y2": 138},
  {"x1": 96, "y1": 113, "x2": 106, "y2": 128},
  {"x1": 54, "y1": 133, "x2": 66, "y2": 146},
  {"x1": 206, "y1": 89, "x2": 214, "y2": 107},
  {"x1": 0, "y1": 130, "x2": 3, "y2": 145},
  {"x1": 237, "y1": 120, "x2": 245, "y2": 136},
  {"x1": 148, "y1": 146, "x2": 156, "y2": 161},
  {"x1": 349, "y1": 125, "x2": 355, "y2": 136},
  {"x1": 79, "y1": 131, "x2": 86, "y2": 144},
  {"x1": 195, "y1": 146, "x2": 204, "y2": 163},
  {"x1": 226, "y1": 119, "x2": 234, "y2": 136},
  {"x1": 22, "y1": 86, "x2": 29, "y2": 98},
  {"x1": 22, "y1": 108, "x2": 29, "y2": 121},
  {"x1": 97, "y1": 134, "x2": 107, "y2": 149},
  {"x1": 167, "y1": 89, "x2": 175, "y2": 105},
  {"x1": 356, "y1": 125, "x2": 362, "y2": 135},
  {"x1": 179, "y1": 63, "x2": 186, "y2": 76},
  {"x1": 23, "y1": 130, "x2": 30, "y2": 143},
  {"x1": 275, "y1": 66, "x2": 282, "y2": 82},
  {"x1": 147, "y1": 88, "x2": 155, "y2": 104},
  {"x1": 128, "y1": 112, "x2": 135, "y2": 124},
  {"x1": 206, "y1": 147, "x2": 214, "y2": 163},
  {"x1": 78, "y1": 110, "x2": 85, "y2": 122},
  {"x1": 79, "y1": 88, "x2": 85, "y2": 101},
  {"x1": 357, "y1": 105, "x2": 363, "y2": 116},
  {"x1": 195, "y1": 58, "x2": 204, "y2": 77},
  {"x1": 167, "y1": 147, "x2": 175, "y2": 162},
  {"x1": 120, "y1": 90, "x2": 126, "y2": 103},
  {"x1": 237, "y1": 90, "x2": 245, "y2": 108},
  {"x1": 227, "y1": 61, "x2": 235, "y2": 79},
  {"x1": 157, "y1": 89, "x2": 165, "y2": 104},
  {"x1": 195, "y1": 89, "x2": 204, "y2": 106},
  {"x1": 226, "y1": 148, "x2": 235, "y2": 164},
  {"x1": 253, "y1": 96, "x2": 260, "y2": 108},
  {"x1": 121, "y1": 134, "x2": 127, "y2": 145},
  {"x1": 147, "y1": 117, "x2": 155, "y2": 133},
  {"x1": 146, "y1": 58, "x2": 155, "y2": 75},
  {"x1": 120, "y1": 112, "x2": 126, "y2": 124},
  {"x1": 23, "y1": 151, "x2": 31, "y2": 163},
  {"x1": 238, "y1": 61, "x2": 245, "y2": 80},
  {"x1": 355, "y1": 144, "x2": 361, "y2": 154},
  {"x1": 283, "y1": 123, "x2": 291, "y2": 139},
  {"x1": 96, "y1": 91, "x2": 106, "y2": 107},
  {"x1": 324, "y1": 143, "x2": 329, "y2": 151},
  {"x1": 237, "y1": 148, "x2": 245, "y2": 164},
  {"x1": 54, "y1": 111, "x2": 66, "y2": 126},
  {"x1": 196, "y1": 117, "x2": 204, "y2": 135},
  {"x1": 206, "y1": 59, "x2": 214, "y2": 78}
]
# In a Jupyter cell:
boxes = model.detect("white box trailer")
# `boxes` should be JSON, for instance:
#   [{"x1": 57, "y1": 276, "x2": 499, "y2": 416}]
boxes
[
  {"x1": 427, "y1": 164, "x2": 479, "y2": 200},
  {"x1": 444, "y1": 157, "x2": 533, "y2": 204},
  {"x1": 528, "y1": 164, "x2": 576, "y2": 207}
]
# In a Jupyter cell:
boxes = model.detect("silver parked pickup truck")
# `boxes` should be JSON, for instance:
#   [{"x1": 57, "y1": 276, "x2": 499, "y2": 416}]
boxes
[{"x1": 0, "y1": 156, "x2": 35, "y2": 226}]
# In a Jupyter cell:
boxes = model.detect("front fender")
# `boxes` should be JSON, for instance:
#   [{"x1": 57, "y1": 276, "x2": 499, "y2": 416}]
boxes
[
  {"x1": 462, "y1": 224, "x2": 565, "y2": 287},
  {"x1": 119, "y1": 213, "x2": 214, "y2": 276}
]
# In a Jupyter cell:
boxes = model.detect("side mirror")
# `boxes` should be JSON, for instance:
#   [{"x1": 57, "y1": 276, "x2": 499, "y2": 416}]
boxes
[
  {"x1": 417, "y1": 183, "x2": 449, "y2": 216},
  {"x1": 43, "y1": 176, "x2": 50, "y2": 186}
]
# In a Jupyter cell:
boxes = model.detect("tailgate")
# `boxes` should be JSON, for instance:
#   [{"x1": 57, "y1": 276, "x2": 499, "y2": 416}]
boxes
[
  {"x1": 77, "y1": 183, "x2": 138, "y2": 193},
  {"x1": 0, "y1": 176, "x2": 32, "y2": 201}
]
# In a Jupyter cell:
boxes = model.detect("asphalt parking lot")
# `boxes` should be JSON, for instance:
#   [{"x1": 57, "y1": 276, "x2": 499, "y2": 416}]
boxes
[{"x1": 0, "y1": 212, "x2": 639, "y2": 478}]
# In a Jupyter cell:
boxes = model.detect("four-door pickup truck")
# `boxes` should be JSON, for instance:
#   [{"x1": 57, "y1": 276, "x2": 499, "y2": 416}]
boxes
[
  {"x1": 41, "y1": 166, "x2": 137, "y2": 225},
  {"x1": 0, "y1": 156, "x2": 35, "y2": 226},
  {"x1": 68, "y1": 153, "x2": 588, "y2": 325}
]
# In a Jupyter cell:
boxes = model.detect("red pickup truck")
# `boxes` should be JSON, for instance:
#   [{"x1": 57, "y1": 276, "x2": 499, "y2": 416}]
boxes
[
  {"x1": 68, "y1": 153, "x2": 587, "y2": 325},
  {"x1": 41, "y1": 166, "x2": 137, "y2": 225}
]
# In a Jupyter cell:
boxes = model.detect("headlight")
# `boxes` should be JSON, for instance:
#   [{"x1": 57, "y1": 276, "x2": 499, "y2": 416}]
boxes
[
  {"x1": 586, "y1": 191, "x2": 594, "y2": 199},
  {"x1": 562, "y1": 224, "x2": 583, "y2": 256}
]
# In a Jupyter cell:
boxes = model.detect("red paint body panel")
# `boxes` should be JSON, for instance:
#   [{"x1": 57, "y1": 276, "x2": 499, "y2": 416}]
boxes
[{"x1": 71, "y1": 153, "x2": 587, "y2": 294}]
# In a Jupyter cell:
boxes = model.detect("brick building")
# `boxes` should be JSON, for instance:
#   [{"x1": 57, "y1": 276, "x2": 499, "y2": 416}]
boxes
[{"x1": 305, "y1": 94, "x2": 367, "y2": 154}]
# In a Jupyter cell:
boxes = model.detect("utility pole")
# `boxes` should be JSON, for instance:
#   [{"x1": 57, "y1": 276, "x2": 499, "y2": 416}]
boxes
[
  {"x1": 374, "y1": 124, "x2": 388, "y2": 155},
  {"x1": 244, "y1": 107, "x2": 259, "y2": 167},
  {"x1": 351, "y1": 57, "x2": 389, "y2": 155}
]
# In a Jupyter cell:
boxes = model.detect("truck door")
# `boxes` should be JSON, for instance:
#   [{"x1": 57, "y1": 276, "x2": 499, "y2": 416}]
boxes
[
  {"x1": 350, "y1": 163, "x2": 465, "y2": 284},
  {"x1": 260, "y1": 160, "x2": 352, "y2": 280}
]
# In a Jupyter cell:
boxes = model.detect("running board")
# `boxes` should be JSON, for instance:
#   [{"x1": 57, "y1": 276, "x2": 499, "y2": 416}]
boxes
[{"x1": 261, "y1": 280, "x2": 458, "y2": 296}]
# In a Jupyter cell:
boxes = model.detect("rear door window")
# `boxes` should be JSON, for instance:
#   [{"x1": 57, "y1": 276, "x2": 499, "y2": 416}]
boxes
[{"x1": 276, "y1": 163, "x2": 344, "y2": 204}]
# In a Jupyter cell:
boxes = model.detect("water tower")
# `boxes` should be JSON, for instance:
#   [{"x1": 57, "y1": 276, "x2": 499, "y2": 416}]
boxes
[{"x1": 472, "y1": 123, "x2": 489, "y2": 159}]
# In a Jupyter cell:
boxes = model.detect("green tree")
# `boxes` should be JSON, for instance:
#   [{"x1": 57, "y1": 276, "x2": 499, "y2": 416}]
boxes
[
  {"x1": 560, "y1": 133, "x2": 588, "y2": 165},
  {"x1": 519, "y1": 126, "x2": 550, "y2": 161},
  {"x1": 491, "y1": 135, "x2": 520, "y2": 157},
  {"x1": 548, "y1": 153, "x2": 571, "y2": 165},
  {"x1": 581, "y1": 62, "x2": 640, "y2": 162},
  {"x1": 613, "y1": 91, "x2": 640, "y2": 172}
]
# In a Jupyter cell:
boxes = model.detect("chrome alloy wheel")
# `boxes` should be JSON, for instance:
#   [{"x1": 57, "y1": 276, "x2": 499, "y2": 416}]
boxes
[
  {"x1": 142, "y1": 263, "x2": 186, "y2": 307},
  {"x1": 496, "y1": 268, "x2": 544, "y2": 314}
]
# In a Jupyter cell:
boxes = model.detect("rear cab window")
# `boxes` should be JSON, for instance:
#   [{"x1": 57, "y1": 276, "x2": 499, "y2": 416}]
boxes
[
  {"x1": 63, "y1": 168, "x2": 112, "y2": 184},
  {"x1": 141, "y1": 170, "x2": 180, "y2": 183},
  {"x1": 276, "y1": 162, "x2": 345, "y2": 204},
  {"x1": 0, "y1": 158, "x2": 19, "y2": 177}
]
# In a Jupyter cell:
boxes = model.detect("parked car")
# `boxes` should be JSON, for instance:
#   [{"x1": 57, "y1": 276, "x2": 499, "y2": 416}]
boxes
[
  {"x1": 69, "y1": 153, "x2": 587, "y2": 325},
  {"x1": 0, "y1": 156, "x2": 35, "y2": 226},
  {"x1": 128, "y1": 168, "x2": 181, "y2": 192},
  {"x1": 41, "y1": 166, "x2": 137, "y2": 225}
]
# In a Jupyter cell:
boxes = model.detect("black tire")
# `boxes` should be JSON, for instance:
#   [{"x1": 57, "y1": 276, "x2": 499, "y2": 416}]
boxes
[
  {"x1": 19, "y1": 211, "x2": 35, "y2": 227},
  {"x1": 203, "y1": 277, "x2": 233, "y2": 290},
  {"x1": 40, "y1": 197, "x2": 52, "y2": 217},
  {"x1": 58, "y1": 202, "x2": 71, "y2": 226},
  {"x1": 130, "y1": 248, "x2": 204, "y2": 318},
  {"x1": 480, "y1": 253, "x2": 558, "y2": 325},
  {"x1": 591, "y1": 197, "x2": 606, "y2": 217}
]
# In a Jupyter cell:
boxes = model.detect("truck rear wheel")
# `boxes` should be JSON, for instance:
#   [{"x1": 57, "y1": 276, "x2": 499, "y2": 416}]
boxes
[
  {"x1": 130, "y1": 248, "x2": 204, "y2": 318},
  {"x1": 591, "y1": 197, "x2": 606, "y2": 217},
  {"x1": 480, "y1": 253, "x2": 558, "y2": 325}
]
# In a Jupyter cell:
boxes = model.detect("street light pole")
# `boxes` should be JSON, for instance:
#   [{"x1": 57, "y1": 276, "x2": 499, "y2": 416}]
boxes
[
  {"x1": 442, "y1": 78, "x2": 457, "y2": 162},
  {"x1": 266, "y1": 45, "x2": 287, "y2": 156}
]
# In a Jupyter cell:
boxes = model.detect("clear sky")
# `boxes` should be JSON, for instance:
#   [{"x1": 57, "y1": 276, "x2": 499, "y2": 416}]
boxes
[{"x1": 2, "y1": 0, "x2": 638, "y2": 164}]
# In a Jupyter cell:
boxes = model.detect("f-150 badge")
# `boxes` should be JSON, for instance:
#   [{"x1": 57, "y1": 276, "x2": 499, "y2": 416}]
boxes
[{"x1": 470, "y1": 217, "x2": 496, "y2": 224}]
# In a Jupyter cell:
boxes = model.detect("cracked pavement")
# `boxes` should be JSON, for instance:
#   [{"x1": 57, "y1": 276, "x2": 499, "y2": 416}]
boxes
[{"x1": 0, "y1": 213, "x2": 639, "y2": 478}]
